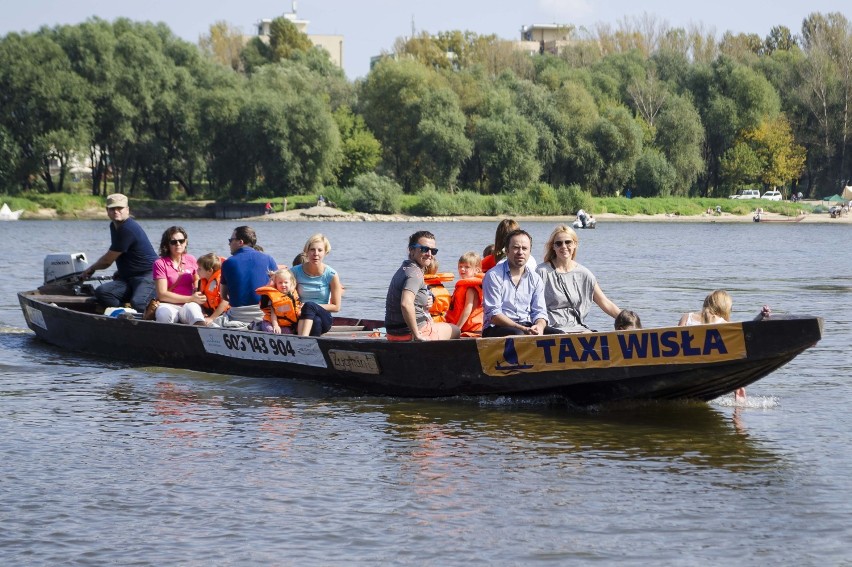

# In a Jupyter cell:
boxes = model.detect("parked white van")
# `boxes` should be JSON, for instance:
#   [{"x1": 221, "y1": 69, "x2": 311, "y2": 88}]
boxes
[{"x1": 729, "y1": 189, "x2": 761, "y2": 199}]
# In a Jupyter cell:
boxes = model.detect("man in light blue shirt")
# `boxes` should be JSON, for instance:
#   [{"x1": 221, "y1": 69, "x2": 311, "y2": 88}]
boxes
[{"x1": 482, "y1": 229, "x2": 560, "y2": 337}]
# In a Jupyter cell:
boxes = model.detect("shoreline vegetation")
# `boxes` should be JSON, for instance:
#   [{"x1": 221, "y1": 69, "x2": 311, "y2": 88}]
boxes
[{"x1": 1, "y1": 193, "x2": 848, "y2": 224}]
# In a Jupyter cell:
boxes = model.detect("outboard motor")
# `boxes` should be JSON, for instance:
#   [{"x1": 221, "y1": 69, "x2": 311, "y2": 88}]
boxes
[
  {"x1": 44, "y1": 253, "x2": 89, "y2": 285},
  {"x1": 41, "y1": 253, "x2": 103, "y2": 296}
]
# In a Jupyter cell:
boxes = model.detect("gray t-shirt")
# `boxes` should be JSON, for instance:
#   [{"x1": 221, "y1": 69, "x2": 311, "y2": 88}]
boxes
[
  {"x1": 535, "y1": 261, "x2": 597, "y2": 333},
  {"x1": 384, "y1": 259, "x2": 430, "y2": 335}
]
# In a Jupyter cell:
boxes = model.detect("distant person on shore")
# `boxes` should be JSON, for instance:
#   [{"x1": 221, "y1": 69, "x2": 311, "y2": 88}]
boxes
[
  {"x1": 384, "y1": 230, "x2": 460, "y2": 341},
  {"x1": 80, "y1": 193, "x2": 158, "y2": 312},
  {"x1": 482, "y1": 229, "x2": 560, "y2": 337},
  {"x1": 535, "y1": 225, "x2": 621, "y2": 333},
  {"x1": 614, "y1": 309, "x2": 642, "y2": 331},
  {"x1": 678, "y1": 289, "x2": 745, "y2": 401},
  {"x1": 151, "y1": 226, "x2": 207, "y2": 325},
  {"x1": 220, "y1": 226, "x2": 278, "y2": 325},
  {"x1": 291, "y1": 234, "x2": 342, "y2": 336}
]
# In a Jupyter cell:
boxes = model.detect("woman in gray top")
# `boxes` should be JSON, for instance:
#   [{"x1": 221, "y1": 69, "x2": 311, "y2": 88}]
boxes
[{"x1": 535, "y1": 225, "x2": 621, "y2": 333}]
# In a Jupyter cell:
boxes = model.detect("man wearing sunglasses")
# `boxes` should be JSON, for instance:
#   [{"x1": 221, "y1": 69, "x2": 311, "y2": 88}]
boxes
[
  {"x1": 81, "y1": 193, "x2": 158, "y2": 312},
  {"x1": 384, "y1": 230, "x2": 460, "y2": 341},
  {"x1": 220, "y1": 225, "x2": 279, "y2": 325}
]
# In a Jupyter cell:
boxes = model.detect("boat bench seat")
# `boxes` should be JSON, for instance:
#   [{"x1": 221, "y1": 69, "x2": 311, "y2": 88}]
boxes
[
  {"x1": 323, "y1": 330, "x2": 381, "y2": 338},
  {"x1": 38, "y1": 294, "x2": 99, "y2": 306},
  {"x1": 327, "y1": 325, "x2": 365, "y2": 332}
]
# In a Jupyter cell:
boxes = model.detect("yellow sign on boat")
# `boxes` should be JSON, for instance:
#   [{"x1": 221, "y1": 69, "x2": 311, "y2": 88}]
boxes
[{"x1": 476, "y1": 324, "x2": 747, "y2": 376}]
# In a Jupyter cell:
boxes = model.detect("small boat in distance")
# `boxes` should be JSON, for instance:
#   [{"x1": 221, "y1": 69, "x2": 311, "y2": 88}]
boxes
[
  {"x1": 753, "y1": 212, "x2": 806, "y2": 223},
  {"x1": 0, "y1": 203, "x2": 23, "y2": 221}
]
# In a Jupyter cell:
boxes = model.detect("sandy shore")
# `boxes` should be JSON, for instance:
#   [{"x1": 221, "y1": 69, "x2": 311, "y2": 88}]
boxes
[
  {"x1": 18, "y1": 202, "x2": 851, "y2": 224},
  {"x1": 255, "y1": 204, "x2": 851, "y2": 224}
]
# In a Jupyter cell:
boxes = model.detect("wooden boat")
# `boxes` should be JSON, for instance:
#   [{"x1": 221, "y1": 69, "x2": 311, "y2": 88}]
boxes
[
  {"x1": 752, "y1": 213, "x2": 806, "y2": 223},
  {"x1": 18, "y1": 288, "x2": 823, "y2": 405}
]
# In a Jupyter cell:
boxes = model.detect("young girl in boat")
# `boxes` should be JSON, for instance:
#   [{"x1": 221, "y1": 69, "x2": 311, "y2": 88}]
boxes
[
  {"x1": 678, "y1": 290, "x2": 745, "y2": 401},
  {"x1": 255, "y1": 268, "x2": 301, "y2": 334},
  {"x1": 445, "y1": 251, "x2": 484, "y2": 336}
]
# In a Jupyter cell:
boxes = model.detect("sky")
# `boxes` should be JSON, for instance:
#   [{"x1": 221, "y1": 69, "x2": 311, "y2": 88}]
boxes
[{"x1": 2, "y1": 0, "x2": 851, "y2": 80}]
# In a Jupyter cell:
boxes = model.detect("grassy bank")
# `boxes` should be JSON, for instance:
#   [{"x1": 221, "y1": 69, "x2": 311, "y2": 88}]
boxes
[{"x1": 3, "y1": 191, "x2": 816, "y2": 219}]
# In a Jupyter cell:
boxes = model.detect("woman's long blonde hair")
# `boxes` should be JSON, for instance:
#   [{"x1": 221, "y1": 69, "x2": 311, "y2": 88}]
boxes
[{"x1": 701, "y1": 289, "x2": 732, "y2": 323}]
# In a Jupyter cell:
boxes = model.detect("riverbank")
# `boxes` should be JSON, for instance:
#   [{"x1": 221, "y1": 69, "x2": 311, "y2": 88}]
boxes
[
  {"x1": 253, "y1": 204, "x2": 850, "y2": 224},
  {"x1": 10, "y1": 201, "x2": 850, "y2": 224}
]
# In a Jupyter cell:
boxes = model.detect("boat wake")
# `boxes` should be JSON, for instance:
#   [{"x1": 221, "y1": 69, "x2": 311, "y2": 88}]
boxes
[{"x1": 712, "y1": 394, "x2": 779, "y2": 409}]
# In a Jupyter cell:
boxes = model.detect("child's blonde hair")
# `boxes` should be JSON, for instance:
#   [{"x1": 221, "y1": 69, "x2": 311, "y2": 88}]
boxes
[
  {"x1": 458, "y1": 251, "x2": 482, "y2": 269},
  {"x1": 197, "y1": 253, "x2": 222, "y2": 273},
  {"x1": 269, "y1": 267, "x2": 297, "y2": 289},
  {"x1": 701, "y1": 290, "x2": 732, "y2": 323}
]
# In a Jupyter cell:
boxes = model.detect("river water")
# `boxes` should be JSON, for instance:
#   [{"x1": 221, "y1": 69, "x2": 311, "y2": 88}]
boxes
[{"x1": 1, "y1": 219, "x2": 850, "y2": 565}]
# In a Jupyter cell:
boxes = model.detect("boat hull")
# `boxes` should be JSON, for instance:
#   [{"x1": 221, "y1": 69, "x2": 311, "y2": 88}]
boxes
[{"x1": 18, "y1": 290, "x2": 823, "y2": 404}]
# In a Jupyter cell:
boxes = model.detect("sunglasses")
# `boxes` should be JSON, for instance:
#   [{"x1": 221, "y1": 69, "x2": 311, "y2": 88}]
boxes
[
  {"x1": 169, "y1": 238, "x2": 186, "y2": 245},
  {"x1": 410, "y1": 244, "x2": 438, "y2": 255},
  {"x1": 554, "y1": 240, "x2": 575, "y2": 247},
  {"x1": 228, "y1": 237, "x2": 241, "y2": 243}
]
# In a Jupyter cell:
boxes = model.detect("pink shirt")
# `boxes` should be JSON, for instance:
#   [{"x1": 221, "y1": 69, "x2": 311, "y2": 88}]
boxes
[{"x1": 152, "y1": 255, "x2": 198, "y2": 296}]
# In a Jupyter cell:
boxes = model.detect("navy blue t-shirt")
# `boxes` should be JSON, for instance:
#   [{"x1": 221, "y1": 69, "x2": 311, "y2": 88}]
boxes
[
  {"x1": 220, "y1": 246, "x2": 279, "y2": 307},
  {"x1": 110, "y1": 218, "x2": 158, "y2": 277}
]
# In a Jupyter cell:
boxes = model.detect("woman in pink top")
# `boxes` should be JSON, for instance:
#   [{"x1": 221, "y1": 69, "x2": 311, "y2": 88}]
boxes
[{"x1": 152, "y1": 226, "x2": 207, "y2": 325}]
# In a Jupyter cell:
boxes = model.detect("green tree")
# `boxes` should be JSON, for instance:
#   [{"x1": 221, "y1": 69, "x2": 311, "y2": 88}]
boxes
[
  {"x1": 199, "y1": 21, "x2": 245, "y2": 72},
  {"x1": 719, "y1": 142, "x2": 762, "y2": 189},
  {"x1": 744, "y1": 115, "x2": 807, "y2": 191},
  {"x1": 333, "y1": 106, "x2": 381, "y2": 188},
  {"x1": 634, "y1": 148, "x2": 678, "y2": 196},
  {"x1": 472, "y1": 110, "x2": 540, "y2": 194},
  {"x1": 654, "y1": 93, "x2": 705, "y2": 194},
  {"x1": 0, "y1": 30, "x2": 93, "y2": 192},
  {"x1": 589, "y1": 105, "x2": 644, "y2": 195},
  {"x1": 269, "y1": 17, "x2": 313, "y2": 62},
  {"x1": 360, "y1": 59, "x2": 468, "y2": 191}
]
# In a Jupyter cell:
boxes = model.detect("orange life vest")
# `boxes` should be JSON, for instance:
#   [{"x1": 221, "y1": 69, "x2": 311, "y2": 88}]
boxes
[
  {"x1": 424, "y1": 272, "x2": 453, "y2": 322},
  {"x1": 255, "y1": 286, "x2": 301, "y2": 327},
  {"x1": 445, "y1": 274, "x2": 484, "y2": 335},
  {"x1": 199, "y1": 269, "x2": 228, "y2": 315}
]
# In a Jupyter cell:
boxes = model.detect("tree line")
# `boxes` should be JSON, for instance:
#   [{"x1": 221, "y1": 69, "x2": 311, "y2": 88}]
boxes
[{"x1": 1, "y1": 12, "x2": 851, "y2": 202}]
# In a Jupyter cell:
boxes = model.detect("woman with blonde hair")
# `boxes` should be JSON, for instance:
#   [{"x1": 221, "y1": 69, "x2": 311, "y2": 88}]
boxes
[
  {"x1": 291, "y1": 233, "x2": 343, "y2": 336},
  {"x1": 535, "y1": 224, "x2": 621, "y2": 333},
  {"x1": 678, "y1": 290, "x2": 744, "y2": 400},
  {"x1": 678, "y1": 289, "x2": 732, "y2": 326}
]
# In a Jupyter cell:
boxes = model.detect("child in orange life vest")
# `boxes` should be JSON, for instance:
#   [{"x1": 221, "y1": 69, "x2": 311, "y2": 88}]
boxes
[
  {"x1": 255, "y1": 267, "x2": 301, "y2": 334},
  {"x1": 445, "y1": 252, "x2": 484, "y2": 336},
  {"x1": 196, "y1": 253, "x2": 230, "y2": 326},
  {"x1": 423, "y1": 259, "x2": 453, "y2": 322}
]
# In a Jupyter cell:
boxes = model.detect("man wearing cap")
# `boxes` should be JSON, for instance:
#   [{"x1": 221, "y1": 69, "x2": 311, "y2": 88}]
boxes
[{"x1": 81, "y1": 193, "x2": 158, "y2": 312}]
